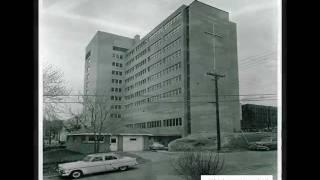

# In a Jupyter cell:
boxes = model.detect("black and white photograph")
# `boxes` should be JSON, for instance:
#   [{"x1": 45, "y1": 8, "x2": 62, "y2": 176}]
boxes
[{"x1": 39, "y1": 0, "x2": 282, "y2": 180}]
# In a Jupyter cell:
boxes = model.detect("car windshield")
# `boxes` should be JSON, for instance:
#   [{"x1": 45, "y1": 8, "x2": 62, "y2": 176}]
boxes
[{"x1": 82, "y1": 155, "x2": 92, "y2": 162}]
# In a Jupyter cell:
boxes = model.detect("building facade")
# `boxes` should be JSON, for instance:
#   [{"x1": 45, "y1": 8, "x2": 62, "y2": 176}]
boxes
[
  {"x1": 241, "y1": 104, "x2": 278, "y2": 131},
  {"x1": 84, "y1": 1, "x2": 241, "y2": 139}
]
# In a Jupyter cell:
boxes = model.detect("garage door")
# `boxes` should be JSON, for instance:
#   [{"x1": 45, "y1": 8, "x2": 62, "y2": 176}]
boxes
[{"x1": 123, "y1": 136, "x2": 144, "y2": 151}]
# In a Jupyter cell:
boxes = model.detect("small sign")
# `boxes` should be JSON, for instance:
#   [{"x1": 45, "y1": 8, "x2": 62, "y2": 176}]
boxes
[{"x1": 201, "y1": 175, "x2": 273, "y2": 180}]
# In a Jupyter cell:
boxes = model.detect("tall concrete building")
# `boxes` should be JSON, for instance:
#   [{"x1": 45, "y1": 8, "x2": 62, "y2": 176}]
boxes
[{"x1": 84, "y1": 1, "x2": 241, "y2": 141}]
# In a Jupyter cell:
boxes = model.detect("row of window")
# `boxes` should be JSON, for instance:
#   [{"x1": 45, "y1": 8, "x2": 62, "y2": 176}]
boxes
[
  {"x1": 113, "y1": 46, "x2": 128, "y2": 53},
  {"x1": 134, "y1": 59, "x2": 147, "y2": 70},
  {"x1": 111, "y1": 105, "x2": 121, "y2": 110},
  {"x1": 135, "y1": 68, "x2": 147, "y2": 79},
  {"x1": 148, "y1": 37, "x2": 182, "y2": 64},
  {"x1": 126, "y1": 117, "x2": 182, "y2": 129},
  {"x1": 125, "y1": 63, "x2": 182, "y2": 98},
  {"x1": 149, "y1": 39, "x2": 162, "y2": 51},
  {"x1": 124, "y1": 87, "x2": 182, "y2": 109},
  {"x1": 123, "y1": 76, "x2": 146, "y2": 92},
  {"x1": 112, "y1": 62, "x2": 123, "y2": 67},
  {"x1": 135, "y1": 98, "x2": 147, "y2": 106},
  {"x1": 147, "y1": 62, "x2": 181, "y2": 82},
  {"x1": 149, "y1": 88, "x2": 182, "y2": 102},
  {"x1": 125, "y1": 34, "x2": 181, "y2": 73},
  {"x1": 112, "y1": 79, "x2": 122, "y2": 84},
  {"x1": 67, "y1": 135, "x2": 104, "y2": 143},
  {"x1": 125, "y1": 88, "x2": 147, "y2": 101},
  {"x1": 134, "y1": 78, "x2": 147, "y2": 88},
  {"x1": 163, "y1": 117, "x2": 182, "y2": 127},
  {"x1": 135, "y1": 40, "x2": 148, "y2": 52},
  {"x1": 112, "y1": 53, "x2": 123, "y2": 59},
  {"x1": 147, "y1": 75, "x2": 182, "y2": 93},
  {"x1": 110, "y1": 113, "x2": 121, "y2": 118},
  {"x1": 163, "y1": 24, "x2": 182, "y2": 41},
  {"x1": 125, "y1": 58, "x2": 135, "y2": 67},
  {"x1": 125, "y1": 12, "x2": 181, "y2": 60},
  {"x1": 125, "y1": 66, "x2": 135, "y2": 75},
  {"x1": 110, "y1": 96, "x2": 122, "y2": 101},
  {"x1": 125, "y1": 58, "x2": 147, "y2": 76},
  {"x1": 162, "y1": 37, "x2": 182, "y2": 54},
  {"x1": 125, "y1": 74, "x2": 181, "y2": 101},
  {"x1": 164, "y1": 13, "x2": 182, "y2": 30},
  {"x1": 148, "y1": 50, "x2": 182, "y2": 72},
  {"x1": 125, "y1": 76, "x2": 134, "y2": 83},
  {"x1": 149, "y1": 13, "x2": 182, "y2": 41},
  {"x1": 123, "y1": 50, "x2": 181, "y2": 93},
  {"x1": 111, "y1": 87, "x2": 122, "y2": 92},
  {"x1": 112, "y1": 70, "x2": 122, "y2": 76},
  {"x1": 135, "y1": 49, "x2": 147, "y2": 60}
]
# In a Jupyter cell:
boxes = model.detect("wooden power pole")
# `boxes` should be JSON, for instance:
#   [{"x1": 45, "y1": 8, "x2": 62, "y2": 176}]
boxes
[
  {"x1": 205, "y1": 24, "x2": 225, "y2": 152},
  {"x1": 207, "y1": 72, "x2": 225, "y2": 151}
]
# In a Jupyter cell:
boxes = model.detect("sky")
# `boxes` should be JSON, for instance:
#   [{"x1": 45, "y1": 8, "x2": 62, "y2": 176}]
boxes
[{"x1": 39, "y1": 0, "x2": 280, "y2": 110}]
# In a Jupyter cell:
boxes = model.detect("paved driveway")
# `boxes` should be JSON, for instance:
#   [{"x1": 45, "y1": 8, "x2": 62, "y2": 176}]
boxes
[{"x1": 44, "y1": 150, "x2": 277, "y2": 180}]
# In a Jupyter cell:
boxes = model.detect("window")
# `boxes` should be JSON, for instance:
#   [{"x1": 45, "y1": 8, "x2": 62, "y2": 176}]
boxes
[
  {"x1": 113, "y1": 46, "x2": 128, "y2": 52},
  {"x1": 92, "y1": 156, "x2": 103, "y2": 162},
  {"x1": 105, "y1": 156, "x2": 117, "y2": 160},
  {"x1": 110, "y1": 138, "x2": 117, "y2": 143},
  {"x1": 130, "y1": 138, "x2": 137, "y2": 141},
  {"x1": 88, "y1": 135, "x2": 104, "y2": 143},
  {"x1": 112, "y1": 62, "x2": 115, "y2": 66}
]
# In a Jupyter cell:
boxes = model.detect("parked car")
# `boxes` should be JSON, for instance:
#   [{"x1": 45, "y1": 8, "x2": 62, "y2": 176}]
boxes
[
  {"x1": 248, "y1": 136, "x2": 277, "y2": 151},
  {"x1": 149, "y1": 142, "x2": 168, "y2": 151},
  {"x1": 57, "y1": 153, "x2": 138, "y2": 178}
]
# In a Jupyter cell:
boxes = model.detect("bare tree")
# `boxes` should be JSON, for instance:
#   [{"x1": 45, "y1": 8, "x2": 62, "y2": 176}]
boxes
[
  {"x1": 69, "y1": 95, "x2": 126, "y2": 153},
  {"x1": 43, "y1": 63, "x2": 70, "y2": 144}
]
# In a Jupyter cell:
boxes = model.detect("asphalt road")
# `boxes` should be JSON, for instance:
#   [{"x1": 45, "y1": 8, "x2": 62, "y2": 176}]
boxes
[{"x1": 43, "y1": 150, "x2": 277, "y2": 180}]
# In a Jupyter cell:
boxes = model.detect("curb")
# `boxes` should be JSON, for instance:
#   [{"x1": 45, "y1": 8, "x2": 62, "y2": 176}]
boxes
[{"x1": 43, "y1": 175, "x2": 59, "y2": 178}]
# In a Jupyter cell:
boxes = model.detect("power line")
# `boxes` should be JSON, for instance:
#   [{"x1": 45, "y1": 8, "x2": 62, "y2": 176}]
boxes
[
  {"x1": 43, "y1": 93, "x2": 276, "y2": 97},
  {"x1": 44, "y1": 98, "x2": 278, "y2": 104}
]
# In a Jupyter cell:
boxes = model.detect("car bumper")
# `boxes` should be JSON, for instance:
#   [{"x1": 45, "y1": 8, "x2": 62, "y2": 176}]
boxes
[{"x1": 57, "y1": 169, "x2": 71, "y2": 176}]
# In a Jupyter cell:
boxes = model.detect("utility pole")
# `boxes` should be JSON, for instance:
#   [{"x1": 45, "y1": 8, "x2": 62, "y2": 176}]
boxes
[
  {"x1": 207, "y1": 72, "x2": 225, "y2": 151},
  {"x1": 205, "y1": 24, "x2": 225, "y2": 152}
]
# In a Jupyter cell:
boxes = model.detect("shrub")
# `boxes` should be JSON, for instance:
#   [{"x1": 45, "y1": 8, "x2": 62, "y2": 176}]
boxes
[{"x1": 172, "y1": 151, "x2": 224, "y2": 180}]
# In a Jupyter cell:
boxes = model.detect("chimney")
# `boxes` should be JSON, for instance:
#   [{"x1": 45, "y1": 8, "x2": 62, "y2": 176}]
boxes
[{"x1": 134, "y1": 34, "x2": 140, "y2": 44}]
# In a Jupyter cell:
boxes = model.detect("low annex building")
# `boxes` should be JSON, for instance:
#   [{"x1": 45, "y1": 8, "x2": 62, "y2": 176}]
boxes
[{"x1": 66, "y1": 128, "x2": 153, "y2": 154}]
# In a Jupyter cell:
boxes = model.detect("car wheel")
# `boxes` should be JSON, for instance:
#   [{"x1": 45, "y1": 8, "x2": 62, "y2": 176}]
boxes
[
  {"x1": 70, "y1": 170, "x2": 82, "y2": 179},
  {"x1": 119, "y1": 166, "x2": 128, "y2": 171}
]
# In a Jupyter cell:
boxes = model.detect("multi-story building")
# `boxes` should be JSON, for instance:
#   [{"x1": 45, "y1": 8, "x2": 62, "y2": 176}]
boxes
[
  {"x1": 84, "y1": 1, "x2": 241, "y2": 142},
  {"x1": 241, "y1": 104, "x2": 278, "y2": 131}
]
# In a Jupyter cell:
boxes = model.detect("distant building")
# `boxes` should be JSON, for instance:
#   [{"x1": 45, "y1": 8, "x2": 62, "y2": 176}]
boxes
[
  {"x1": 241, "y1": 104, "x2": 277, "y2": 131},
  {"x1": 84, "y1": 0, "x2": 241, "y2": 141}
]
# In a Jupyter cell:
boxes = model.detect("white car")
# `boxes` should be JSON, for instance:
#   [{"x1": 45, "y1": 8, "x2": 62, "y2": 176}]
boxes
[{"x1": 57, "y1": 153, "x2": 138, "y2": 178}]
